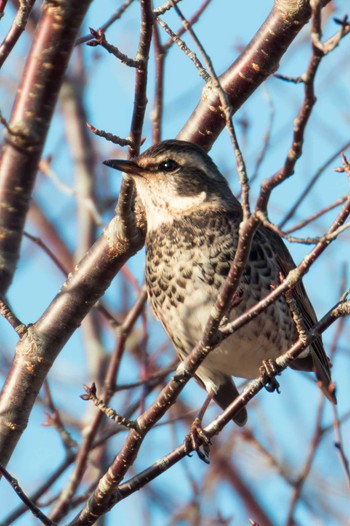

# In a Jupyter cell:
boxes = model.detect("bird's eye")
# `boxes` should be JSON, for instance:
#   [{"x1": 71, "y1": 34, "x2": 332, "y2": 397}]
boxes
[{"x1": 158, "y1": 160, "x2": 179, "y2": 172}]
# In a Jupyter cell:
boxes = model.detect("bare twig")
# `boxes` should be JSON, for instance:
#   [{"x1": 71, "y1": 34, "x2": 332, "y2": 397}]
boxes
[
  {"x1": 0, "y1": 463, "x2": 57, "y2": 526},
  {"x1": 0, "y1": 0, "x2": 36, "y2": 69},
  {"x1": 333, "y1": 405, "x2": 350, "y2": 493},
  {"x1": 38, "y1": 158, "x2": 103, "y2": 227},
  {"x1": 0, "y1": 297, "x2": 26, "y2": 337},
  {"x1": 257, "y1": 210, "x2": 350, "y2": 246},
  {"x1": 155, "y1": 17, "x2": 209, "y2": 81},
  {"x1": 76, "y1": 0, "x2": 135, "y2": 46},
  {"x1": 49, "y1": 287, "x2": 148, "y2": 521},
  {"x1": 87, "y1": 123, "x2": 133, "y2": 147},
  {"x1": 81, "y1": 383, "x2": 137, "y2": 429},
  {"x1": 170, "y1": 1, "x2": 251, "y2": 218},
  {"x1": 285, "y1": 400, "x2": 326, "y2": 526},
  {"x1": 280, "y1": 142, "x2": 350, "y2": 229},
  {"x1": 87, "y1": 28, "x2": 141, "y2": 68},
  {"x1": 285, "y1": 195, "x2": 348, "y2": 234},
  {"x1": 43, "y1": 381, "x2": 78, "y2": 453},
  {"x1": 163, "y1": 0, "x2": 212, "y2": 51},
  {"x1": 153, "y1": 0, "x2": 182, "y2": 16}
]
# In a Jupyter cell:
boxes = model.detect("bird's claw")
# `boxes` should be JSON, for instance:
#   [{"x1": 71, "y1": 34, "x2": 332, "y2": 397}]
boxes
[
  {"x1": 184, "y1": 417, "x2": 211, "y2": 464},
  {"x1": 260, "y1": 359, "x2": 281, "y2": 393}
]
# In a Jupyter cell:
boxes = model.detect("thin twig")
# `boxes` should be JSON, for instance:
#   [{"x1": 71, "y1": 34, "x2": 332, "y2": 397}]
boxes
[
  {"x1": 49, "y1": 286, "x2": 148, "y2": 521},
  {"x1": 285, "y1": 196, "x2": 348, "y2": 234},
  {"x1": 169, "y1": 0, "x2": 251, "y2": 218},
  {"x1": 153, "y1": 0, "x2": 182, "y2": 15},
  {"x1": 257, "y1": 210, "x2": 350, "y2": 246},
  {"x1": 0, "y1": 0, "x2": 36, "y2": 69},
  {"x1": 163, "y1": 0, "x2": 212, "y2": 52},
  {"x1": 285, "y1": 400, "x2": 326, "y2": 526},
  {"x1": 43, "y1": 381, "x2": 78, "y2": 453},
  {"x1": 87, "y1": 27, "x2": 141, "y2": 68},
  {"x1": 0, "y1": 297, "x2": 26, "y2": 336},
  {"x1": 151, "y1": 22, "x2": 165, "y2": 143},
  {"x1": 114, "y1": 363, "x2": 175, "y2": 392},
  {"x1": 0, "y1": 464, "x2": 58, "y2": 526},
  {"x1": 39, "y1": 159, "x2": 103, "y2": 226},
  {"x1": 280, "y1": 141, "x2": 350, "y2": 229},
  {"x1": 81, "y1": 383, "x2": 137, "y2": 429},
  {"x1": 333, "y1": 404, "x2": 350, "y2": 493},
  {"x1": 155, "y1": 17, "x2": 209, "y2": 81},
  {"x1": 24, "y1": 231, "x2": 69, "y2": 276},
  {"x1": 87, "y1": 122, "x2": 134, "y2": 147},
  {"x1": 76, "y1": 0, "x2": 135, "y2": 45}
]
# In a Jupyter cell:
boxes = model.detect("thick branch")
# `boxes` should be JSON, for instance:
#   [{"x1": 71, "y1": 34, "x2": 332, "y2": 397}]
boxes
[
  {"x1": 0, "y1": 218, "x2": 144, "y2": 468},
  {"x1": 0, "y1": 0, "x2": 92, "y2": 294},
  {"x1": 177, "y1": 0, "x2": 312, "y2": 150}
]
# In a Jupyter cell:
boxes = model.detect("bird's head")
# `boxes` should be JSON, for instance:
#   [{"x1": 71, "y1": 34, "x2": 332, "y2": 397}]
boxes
[{"x1": 104, "y1": 140, "x2": 241, "y2": 231}]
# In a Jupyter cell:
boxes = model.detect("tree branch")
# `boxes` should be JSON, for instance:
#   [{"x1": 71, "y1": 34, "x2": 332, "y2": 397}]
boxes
[{"x1": 0, "y1": 0, "x2": 93, "y2": 294}]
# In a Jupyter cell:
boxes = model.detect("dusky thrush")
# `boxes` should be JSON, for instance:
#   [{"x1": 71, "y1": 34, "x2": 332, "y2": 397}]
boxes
[{"x1": 105, "y1": 140, "x2": 336, "y2": 426}]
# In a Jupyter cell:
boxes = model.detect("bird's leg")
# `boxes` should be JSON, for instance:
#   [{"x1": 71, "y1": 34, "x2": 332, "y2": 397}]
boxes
[
  {"x1": 184, "y1": 391, "x2": 213, "y2": 464},
  {"x1": 260, "y1": 359, "x2": 282, "y2": 393}
]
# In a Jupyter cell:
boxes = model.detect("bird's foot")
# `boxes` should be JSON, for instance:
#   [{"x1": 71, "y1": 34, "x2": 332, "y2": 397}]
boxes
[
  {"x1": 260, "y1": 359, "x2": 281, "y2": 393},
  {"x1": 184, "y1": 417, "x2": 211, "y2": 464}
]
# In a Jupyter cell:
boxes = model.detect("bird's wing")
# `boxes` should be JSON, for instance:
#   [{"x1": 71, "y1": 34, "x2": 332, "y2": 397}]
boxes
[{"x1": 263, "y1": 226, "x2": 336, "y2": 404}]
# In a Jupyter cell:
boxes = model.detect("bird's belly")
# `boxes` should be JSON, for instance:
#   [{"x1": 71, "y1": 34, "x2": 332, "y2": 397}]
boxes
[
  {"x1": 159, "y1": 284, "x2": 214, "y2": 350},
  {"x1": 206, "y1": 329, "x2": 285, "y2": 379},
  {"x1": 153, "y1": 277, "x2": 295, "y2": 380}
]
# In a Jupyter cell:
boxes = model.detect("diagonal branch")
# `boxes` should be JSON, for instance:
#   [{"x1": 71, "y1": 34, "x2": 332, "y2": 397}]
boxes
[
  {"x1": 177, "y1": 0, "x2": 314, "y2": 150},
  {"x1": 0, "y1": 220, "x2": 144, "y2": 469},
  {"x1": 76, "y1": 297, "x2": 350, "y2": 522},
  {"x1": 0, "y1": 0, "x2": 36, "y2": 69}
]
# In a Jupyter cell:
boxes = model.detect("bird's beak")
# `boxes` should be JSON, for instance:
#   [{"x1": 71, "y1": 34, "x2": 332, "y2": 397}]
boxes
[{"x1": 103, "y1": 159, "x2": 145, "y2": 177}]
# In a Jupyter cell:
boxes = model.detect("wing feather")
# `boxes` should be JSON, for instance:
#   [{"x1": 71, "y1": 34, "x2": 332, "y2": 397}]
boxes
[{"x1": 263, "y1": 227, "x2": 336, "y2": 404}]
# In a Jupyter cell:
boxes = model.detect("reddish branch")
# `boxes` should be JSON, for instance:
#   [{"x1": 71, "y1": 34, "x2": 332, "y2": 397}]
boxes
[
  {"x1": 49, "y1": 287, "x2": 147, "y2": 521},
  {"x1": 177, "y1": 0, "x2": 314, "y2": 150},
  {"x1": 71, "y1": 295, "x2": 349, "y2": 526},
  {"x1": 0, "y1": 0, "x2": 35, "y2": 68},
  {"x1": 0, "y1": 224, "x2": 143, "y2": 468},
  {"x1": 0, "y1": 0, "x2": 92, "y2": 294},
  {"x1": 0, "y1": 463, "x2": 56, "y2": 526}
]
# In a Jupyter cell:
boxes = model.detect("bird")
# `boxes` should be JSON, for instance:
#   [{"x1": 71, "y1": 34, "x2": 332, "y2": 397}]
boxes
[{"x1": 104, "y1": 139, "x2": 336, "y2": 426}]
